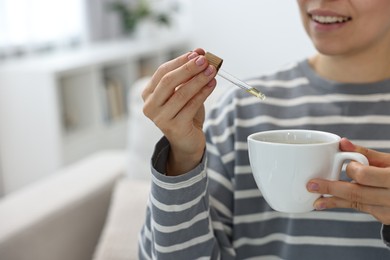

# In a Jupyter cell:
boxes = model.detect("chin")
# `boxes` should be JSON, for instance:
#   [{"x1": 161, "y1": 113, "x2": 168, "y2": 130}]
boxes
[{"x1": 312, "y1": 41, "x2": 349, "y2": 56}]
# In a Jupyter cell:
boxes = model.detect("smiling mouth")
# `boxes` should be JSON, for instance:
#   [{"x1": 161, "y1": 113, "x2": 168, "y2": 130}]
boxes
[{"x1": 309, "y1": 14, "x2": 352, "y2": 24}]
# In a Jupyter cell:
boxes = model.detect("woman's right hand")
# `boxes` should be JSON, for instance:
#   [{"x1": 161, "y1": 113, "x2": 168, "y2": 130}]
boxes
[{"x1": 142, "y1": 48, "x2": 217, "y2": 176}]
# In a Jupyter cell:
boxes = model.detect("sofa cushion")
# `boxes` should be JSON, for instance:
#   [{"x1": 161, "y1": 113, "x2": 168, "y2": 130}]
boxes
[
  {"x1": 93, "y1": 178, "x2": 150, "y2": 260},
  {"x1": 0, "y1": 150, "x2": 127, "y2": 260}
]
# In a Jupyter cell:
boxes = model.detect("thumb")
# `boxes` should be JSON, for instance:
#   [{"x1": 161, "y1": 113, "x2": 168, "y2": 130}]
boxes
[{"x1": 340, "y1": 137, "x2": 390, "y2": 167}]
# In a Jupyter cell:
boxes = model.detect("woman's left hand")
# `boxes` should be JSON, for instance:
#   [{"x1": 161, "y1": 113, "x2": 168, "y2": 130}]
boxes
[{"x1": 307, "y1": 138, "x2": 390, "y2": 225}]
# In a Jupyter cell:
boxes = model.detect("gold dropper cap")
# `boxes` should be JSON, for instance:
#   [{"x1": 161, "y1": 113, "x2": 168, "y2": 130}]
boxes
[
  {"x1": 205, "y1": 52, "x2": 223, "y2": 71},
  {"x1": 204, "y1": 52, "x2": 266, "y2": 100}
]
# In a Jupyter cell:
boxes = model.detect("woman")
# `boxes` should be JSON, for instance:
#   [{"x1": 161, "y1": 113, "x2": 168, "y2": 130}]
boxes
[{"x1": 139, "y1": 0, "x2": 390, "y2": 258}]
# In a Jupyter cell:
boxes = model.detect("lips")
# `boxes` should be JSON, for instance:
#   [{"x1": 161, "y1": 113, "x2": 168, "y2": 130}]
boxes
[{"x1": 306, "y1": 10, "x2": 352, "y2": 33}]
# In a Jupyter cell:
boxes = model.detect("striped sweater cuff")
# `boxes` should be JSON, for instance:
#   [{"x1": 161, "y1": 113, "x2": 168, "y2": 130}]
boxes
[
  {"x1": 151, "y1": 136, "x2": 207, "y2": 180},
  {"x1": 147, "y1": 137, "x2": 214, "y2": 257},
  {"x1": 150, "y1": 136, "x2": 208, "y2": 210}
]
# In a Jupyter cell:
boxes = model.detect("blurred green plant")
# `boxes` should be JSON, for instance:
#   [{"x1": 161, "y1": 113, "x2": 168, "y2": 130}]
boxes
[{"x1": 109, "y1": 0, "x2": 172, "y2": 35}]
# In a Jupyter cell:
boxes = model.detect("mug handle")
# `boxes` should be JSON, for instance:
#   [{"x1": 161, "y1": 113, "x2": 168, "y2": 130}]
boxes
[{"x1": 330, "y1": 152, "x2": 369, "y2": 181}]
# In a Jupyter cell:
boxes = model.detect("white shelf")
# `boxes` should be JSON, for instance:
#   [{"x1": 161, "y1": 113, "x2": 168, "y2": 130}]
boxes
[{"x1": 0, "y1": 35, "x2": 189, "y2": 194}]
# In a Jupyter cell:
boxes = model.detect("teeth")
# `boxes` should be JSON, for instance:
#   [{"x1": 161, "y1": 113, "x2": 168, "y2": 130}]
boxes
[{"x1": 312, "y1": 15, "x2": 350, "y2": 24}]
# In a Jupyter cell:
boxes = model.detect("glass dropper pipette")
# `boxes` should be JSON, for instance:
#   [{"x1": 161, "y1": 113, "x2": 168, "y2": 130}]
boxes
[{"x1": 205, "y1": 52, "x2": 266, "y2": 100}]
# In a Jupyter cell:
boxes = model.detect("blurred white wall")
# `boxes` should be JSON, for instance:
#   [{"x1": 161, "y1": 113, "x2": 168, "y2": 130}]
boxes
[
  {"x1": 187, "y1": 0, "x2": 316, "y2": 78},
  {"x1": 0, "y1": 158, "x2": 3, "y2": 196}
]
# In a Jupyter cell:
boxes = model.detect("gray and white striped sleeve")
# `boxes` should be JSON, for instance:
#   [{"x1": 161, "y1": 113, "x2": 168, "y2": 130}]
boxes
[{"x1": 138, "y1": 137, "x2": 235, "y2": 260}]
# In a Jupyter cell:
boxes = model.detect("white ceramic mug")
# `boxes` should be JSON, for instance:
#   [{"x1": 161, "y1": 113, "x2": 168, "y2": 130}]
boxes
[{"x1": 247, "y1": 129, "x2": 369, "y2": 213}]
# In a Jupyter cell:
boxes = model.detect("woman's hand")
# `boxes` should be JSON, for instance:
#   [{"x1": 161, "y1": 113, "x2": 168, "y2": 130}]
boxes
[
  {"x1": 307, "y1": 138, "x2": 390, "y2": 224},
  {"x1": 142, "y1": 48, "x2": 217, "y2": 176}
]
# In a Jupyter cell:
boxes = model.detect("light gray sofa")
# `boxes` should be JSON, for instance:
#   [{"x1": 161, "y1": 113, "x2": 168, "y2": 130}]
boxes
[{"x1": 0, "y1": 149, "x2": 151, "y2": 260}]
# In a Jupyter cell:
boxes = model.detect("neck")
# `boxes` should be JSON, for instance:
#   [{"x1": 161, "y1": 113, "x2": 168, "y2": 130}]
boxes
[{"x1": 309, "y1": 44, "x2": 390, "y2": 84}]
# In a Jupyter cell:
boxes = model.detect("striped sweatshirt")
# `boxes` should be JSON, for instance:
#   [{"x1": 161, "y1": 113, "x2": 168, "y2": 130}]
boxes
[{"x1": 138, "y1": 59, "x2": 390, "y2": 259}]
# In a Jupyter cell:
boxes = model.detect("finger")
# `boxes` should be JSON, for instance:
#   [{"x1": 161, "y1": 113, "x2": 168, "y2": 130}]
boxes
[
  {"x1": 142, "y1": 50, "x2": 203, "y2": 100},
  {"x1": 192, "y1": 48, "x2": 206, "y2": 56},
  {"x1": 312, "y1": 196, "x2": 390, "y2": 223},
  {"x1": 314, "y1": 195, "x2": 372, "y2": 212},
  {"x1": 153, "y1": 55, "x2": 211, "y2": 107},
  {"x1": 340, "y1": 138, "x2": 390, "y2": 167},
  {"x1": 145, "y1": 76, "x2": 217, "y2": 137},
  {"x1": 161, "y1": 80, "x2": 217, "y2": 139},
  {"x1": 339, "y1": 137, "x2": 356, "y2": 152},
  {"x1": 163, "y1": 65, "x2": 217, "y2": 119},
  {"x1": 307, "y1": 179, "x2": 390, "y2": 207},
  {"x1": 151, "y1": 73, "x2": 217, "y2": 130},
  {"x1": 152, "y1": 48, "x2": 205, "y2": 89},
  {"x1": 142, "y1": 55, "x2": 210, "y2": 120},
  {"x1": 346, "y1": 161, "x2": 390, "y2": 188},
  {"x1": 175, "y1": 78, "x2": 217, "y2": 123}
]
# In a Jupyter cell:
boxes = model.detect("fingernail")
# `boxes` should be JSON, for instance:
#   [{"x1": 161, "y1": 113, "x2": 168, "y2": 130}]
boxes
[
  {"x1": 315, "y1": 202, "x2": 326, "y2": 211},
  {"x1": 207, "y1": 80, "x2": 216, "y2": 88},
  {"x1": 195, "y1": 56, "x2": 205, "y2": 66},
  {"x1": 204, "y1": 65, "x2": 214, "y2": 76},
  {"x1": 188, "y1": 52, "x2": 198, "y2": 60},
  {"x1": 307, "y1": 182, "x2": 319, "y2": 192}
]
